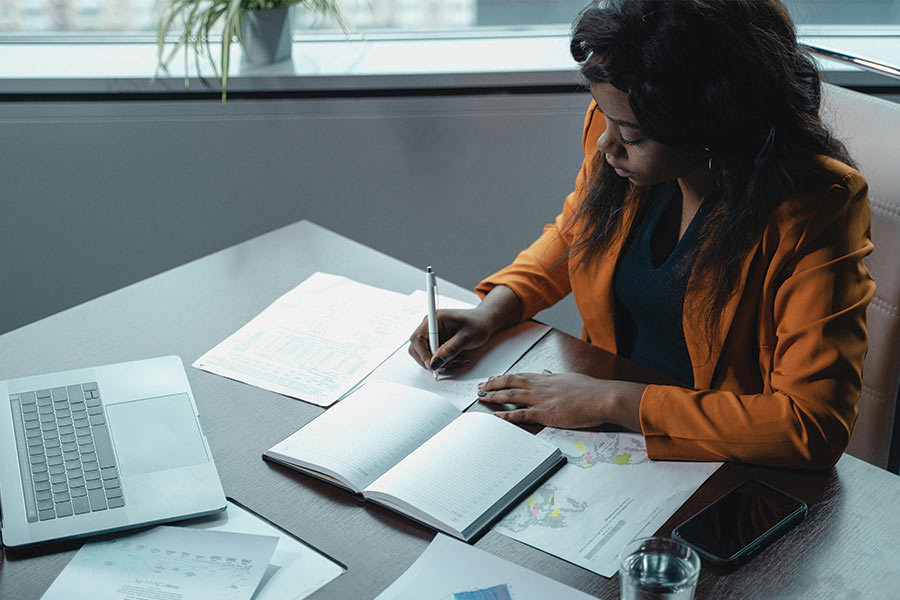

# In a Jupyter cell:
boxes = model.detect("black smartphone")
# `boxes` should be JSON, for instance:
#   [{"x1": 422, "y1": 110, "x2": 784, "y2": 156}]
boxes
[{"x1": 672, "y1": 479, "x2": 807, "y2": 567}]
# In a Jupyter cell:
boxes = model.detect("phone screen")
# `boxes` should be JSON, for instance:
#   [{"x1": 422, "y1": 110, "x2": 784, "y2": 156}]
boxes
[{"x1": 674, "y1": 480, "x2": 806, "y2": 562}]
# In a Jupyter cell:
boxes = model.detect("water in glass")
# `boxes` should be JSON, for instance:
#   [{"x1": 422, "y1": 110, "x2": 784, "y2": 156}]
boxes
[{"x1": 620, "y1": 550, "x2": 697, "y2": 600}]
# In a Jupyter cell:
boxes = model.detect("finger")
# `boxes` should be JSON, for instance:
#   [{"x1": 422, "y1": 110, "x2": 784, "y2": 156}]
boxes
[
  {"x1": 479, "y1": 373, "x2": 540, "y2": 392},
  {"x1": 494, "y1": 408, "x2": 538, "y2": 424},
  {"x1": 408, "y1": 318, "x2": 432, "y2": 369},
  {"x1": 477, "y1": 387, "x2": 539, "y2": 407},
  {"x1": 429, "y1": 330, "x2": 472, "y2": 371},
  {"x1": 438, "y1": 357, "x2": 471, "y2": 372},
  {"x1": 542, "y1": 369, "x2": 553, "y2": 374}
]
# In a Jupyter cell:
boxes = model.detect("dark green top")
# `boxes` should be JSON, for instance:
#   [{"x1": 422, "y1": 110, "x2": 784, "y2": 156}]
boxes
[{"x1": 613, "y1": 183, "x2": 711, "y2": 387}]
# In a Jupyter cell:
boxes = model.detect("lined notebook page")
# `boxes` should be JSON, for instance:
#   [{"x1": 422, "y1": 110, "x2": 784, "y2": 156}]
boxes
[
  {"x1": 364, "y1": 412, "x2": 557, "y2": 533},
  {"x1": 266, "y1": 380, "x2": 459, "y2": 492}
]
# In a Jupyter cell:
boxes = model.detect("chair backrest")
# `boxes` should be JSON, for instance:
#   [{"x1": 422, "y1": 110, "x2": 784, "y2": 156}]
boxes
[{"x1": 819, "y1": 83, "x2": 900, "y2": 471}]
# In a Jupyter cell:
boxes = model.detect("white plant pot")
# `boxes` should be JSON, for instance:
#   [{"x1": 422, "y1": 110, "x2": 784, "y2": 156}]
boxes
[{"x1": 240, "y1": 7, "x2": 293, "y2": 65}]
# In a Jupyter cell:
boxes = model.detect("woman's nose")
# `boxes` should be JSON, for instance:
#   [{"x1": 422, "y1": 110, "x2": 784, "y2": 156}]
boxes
[{"x1": 597, "y1": 128, "x2": 622, "y2": 158}]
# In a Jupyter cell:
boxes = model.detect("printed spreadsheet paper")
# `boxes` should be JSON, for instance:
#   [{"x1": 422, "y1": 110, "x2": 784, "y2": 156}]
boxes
[
  {"x1": 193, "y1": 272, "x2": 424, "y2": 407},
  {"x1": 493, "y1": 429, "x2": 722, "y2": 577},
  {"x1": 41, "y1": 525, "x2": 278, "y2": 600},
  {"x1": 375, "y1": 533, "x2": 599, "y2": 600},
  {"x1": 179, "y1": 500, "x2": 345, "y2": 600}
]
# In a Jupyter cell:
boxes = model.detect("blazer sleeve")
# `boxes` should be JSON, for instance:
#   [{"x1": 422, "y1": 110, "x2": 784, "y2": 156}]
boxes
[
  {"x1": 475, "y1": 102, "x2": 604, "y2": 321},
  {"x1": 640, "y1": 170, "x2": 875, "y2": 470}
]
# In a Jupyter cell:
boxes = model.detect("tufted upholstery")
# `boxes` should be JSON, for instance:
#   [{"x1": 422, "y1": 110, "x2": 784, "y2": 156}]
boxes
[{"x1": 819, "y1": 83, "x2": 900, "y2": 471}]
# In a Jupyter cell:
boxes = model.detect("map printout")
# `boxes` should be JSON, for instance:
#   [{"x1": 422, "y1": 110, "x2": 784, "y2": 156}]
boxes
[{"x1": 493, "y1": 429, "x2": 721, "y2": 577}]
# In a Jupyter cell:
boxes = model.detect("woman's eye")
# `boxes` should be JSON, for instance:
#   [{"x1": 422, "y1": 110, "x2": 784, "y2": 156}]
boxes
[{"x1": 621, "y1": 138, "x2": 645, "y2": 147}]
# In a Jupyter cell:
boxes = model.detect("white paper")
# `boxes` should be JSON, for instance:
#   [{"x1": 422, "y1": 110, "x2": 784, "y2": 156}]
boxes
[
  {"x1": 369, "y1": 291, "x2": 550, "y2": 411},
  {"x1": 180, "y1": 500, "x2": 344, "y2": 600},
  {"x1": 41, "y1": 525, "x2": 278, "y2": 600},
  {"x1": 267, "y1": 379, "x2": 460, "y2": 492},
  {"x1": 375, "y1": 533, "x2": 600, "y2": 600},
  {"x1": 493, "y1": 429, "x2": 721, "y2": 577},
  {"x1": 194, "y1": 273, "x2": 424, "y2": 407}
]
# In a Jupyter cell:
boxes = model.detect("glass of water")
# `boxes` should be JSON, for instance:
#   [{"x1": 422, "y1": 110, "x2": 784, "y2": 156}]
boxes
[{"x1": 619, "y1": 536, "x2": 701, "y2": 600}]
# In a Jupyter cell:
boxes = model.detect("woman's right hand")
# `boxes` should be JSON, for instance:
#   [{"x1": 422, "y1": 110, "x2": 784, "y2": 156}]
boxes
[
  {"x1": 408, "y1": 285, "x2": 523, "y2": 372},
  {"x1": 408, "y1": 308, "x2": 495, "y2": 372}
]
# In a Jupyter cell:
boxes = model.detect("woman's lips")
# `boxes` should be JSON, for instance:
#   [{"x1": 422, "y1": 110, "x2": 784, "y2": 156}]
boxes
[{"x1": 606, "y1": 158, "x2": 633, "y2": 178}]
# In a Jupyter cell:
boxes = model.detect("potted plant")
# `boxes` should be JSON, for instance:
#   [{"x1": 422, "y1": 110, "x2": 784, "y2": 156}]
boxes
[{"x1": 156, "y1": 0, "x2": 350, "y2": 100}]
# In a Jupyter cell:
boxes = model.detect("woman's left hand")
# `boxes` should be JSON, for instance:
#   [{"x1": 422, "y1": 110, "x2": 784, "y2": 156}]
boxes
[{"x1": 477, "y1": 372, "x2": 646, "y2": 432}]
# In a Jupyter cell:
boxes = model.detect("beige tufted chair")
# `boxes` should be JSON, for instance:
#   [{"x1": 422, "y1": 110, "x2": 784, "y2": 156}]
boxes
[{"x1": 818, "y1": 81, "x2": 900, "y2": 471}]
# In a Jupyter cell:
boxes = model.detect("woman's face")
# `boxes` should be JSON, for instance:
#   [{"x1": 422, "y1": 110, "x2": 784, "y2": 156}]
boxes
[{"x1": 590, "y1": 81, "x2": 704, "y2": 187}]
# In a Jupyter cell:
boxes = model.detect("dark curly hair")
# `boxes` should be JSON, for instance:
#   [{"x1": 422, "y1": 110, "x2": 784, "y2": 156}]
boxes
[{"x1": 568, "y1": 0, "x2": 854, "y2": 349}]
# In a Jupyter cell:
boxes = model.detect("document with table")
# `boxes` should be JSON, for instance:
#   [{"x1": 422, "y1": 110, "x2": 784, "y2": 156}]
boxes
[
  {"x1": 193, "y1": 273, "x2": 425, "y2": 407},
  {"x1": 40, "y1": 500, "x2": 344, "y2": 600},
  {"x1": 264, "y1": 379, "x2": 565, "y2": 542}
]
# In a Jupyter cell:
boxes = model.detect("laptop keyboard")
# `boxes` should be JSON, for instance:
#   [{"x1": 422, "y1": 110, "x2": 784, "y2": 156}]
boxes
[{"x1": 9, "y1": 383, "x2": 125, "y2": 523}]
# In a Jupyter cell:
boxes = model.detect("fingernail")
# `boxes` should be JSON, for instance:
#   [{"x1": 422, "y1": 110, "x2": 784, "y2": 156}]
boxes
[
  {"x1": 488, "y1": 376, "x2": 495, "y2": 382},
  {"x1": 477, "y1": 382, "x2": 485, "y2": 390},
  {"x1": 477, "y1": 391, "x2": 487, "y2": 397},
  {"x1": 430, "y1": 357, "x2": 444, "y2": 370}
]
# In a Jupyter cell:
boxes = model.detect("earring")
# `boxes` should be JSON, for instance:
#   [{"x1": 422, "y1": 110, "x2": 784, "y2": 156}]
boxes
[{"x1": 705, "y1": 147, "x2": 713, "y2": 171}]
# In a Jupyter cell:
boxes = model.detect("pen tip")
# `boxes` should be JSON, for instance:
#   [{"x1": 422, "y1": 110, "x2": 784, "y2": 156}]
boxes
[{"x1": 427, "y1": 266, "x2": 433, "y2": 273}]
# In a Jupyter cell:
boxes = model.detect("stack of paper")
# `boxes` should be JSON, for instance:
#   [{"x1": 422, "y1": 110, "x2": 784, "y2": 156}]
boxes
[{"x1": 41, "y1": 500, "x2": 345, "y2": 600}]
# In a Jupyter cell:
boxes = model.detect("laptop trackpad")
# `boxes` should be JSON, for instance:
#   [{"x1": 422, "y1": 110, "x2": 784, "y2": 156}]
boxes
[{"x1": 106, "y1": 393, "x2": 210, "y2": 478}]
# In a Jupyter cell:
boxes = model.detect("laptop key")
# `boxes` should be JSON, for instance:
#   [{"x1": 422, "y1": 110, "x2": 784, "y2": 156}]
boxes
[
  {"x1": 39, "y1": 509, "x2": 56, "y2": 521},
  {"x1": 89, "y1": 414, "x2": 105, "y2": 426},
  {"x1": 101, "y1": 467, "x2": 118, "y2": 480},
  {"x1": 87, "y1": 478, "x2": 103, "y2": 490},
  {"x1": 71, "y1": 485, "x2": 87, "y2": 497},
  {"x1": 33, "y1": 471, "x2": 50, "y2": 483},
  {"x1": 88, "y1": 488, "x2": 107, "y2": 511},
  {"x1": 73, "y1": 495, "x2": 91, "y2": 514},
  {"x1": 56, "y1": 501, "x2": 74, "y2": 517},
  {"x1": 37, "y1": 499, "x2": 54, "y2": 511},
  {"x1": 92, "y1": 426, "x2": 117, "y2": 469},
  {"x1": 84, "y1": 470, "x2": 101, "y2": 481},
  {"x1": 36, "y1": 489, "x2": 53, "y2": 502},
  {"x1": 106, "y1": 486, "x2": 122, "y2": 499},
  {"x1": 103, "y1": 477, "x2": 120, "y2": 490},
  {"x1": 107, "y1": 496, "x2": 125, "y2": 509},
  {"x1": 51, "y1": 388, "x2": 67, "y2": 402},
  {"x1": 34, "y1": 480, "x2": 51, "y2": 492}
]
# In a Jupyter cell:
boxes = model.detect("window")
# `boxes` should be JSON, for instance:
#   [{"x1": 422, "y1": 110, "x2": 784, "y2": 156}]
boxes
[{"x1": 2, "y1": 1, "x2": 899, "y2": 36}]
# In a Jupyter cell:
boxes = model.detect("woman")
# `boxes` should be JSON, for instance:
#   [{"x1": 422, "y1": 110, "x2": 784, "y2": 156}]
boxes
[{"x1": 409, "y1": 0, "x2": 875, "y2": 470}]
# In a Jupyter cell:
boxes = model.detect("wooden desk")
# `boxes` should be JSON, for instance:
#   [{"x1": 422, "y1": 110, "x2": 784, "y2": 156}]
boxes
[{"x1": 2, "y1": 220, "x2": 898, "y2": 599}]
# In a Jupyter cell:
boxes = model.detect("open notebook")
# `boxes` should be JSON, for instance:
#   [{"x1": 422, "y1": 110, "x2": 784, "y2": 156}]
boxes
[{"x1": 264, "y1": 380, "x2": 564, "y2": 542}]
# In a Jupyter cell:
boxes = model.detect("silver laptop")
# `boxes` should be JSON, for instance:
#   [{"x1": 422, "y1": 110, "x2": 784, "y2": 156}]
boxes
[{"x1": 0, "y1": 355, "x2": 226, "y2": 547}]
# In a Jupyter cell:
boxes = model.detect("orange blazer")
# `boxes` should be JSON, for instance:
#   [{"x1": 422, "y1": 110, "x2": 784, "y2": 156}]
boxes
[{"x1": 476, "y1": 102, "x2": 875, "y2": 470}]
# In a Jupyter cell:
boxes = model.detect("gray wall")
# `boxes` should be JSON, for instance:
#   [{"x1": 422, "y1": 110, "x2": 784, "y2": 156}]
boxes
[{"x1": 0, "y1": 92, "x2": 592, "y2": 337}]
